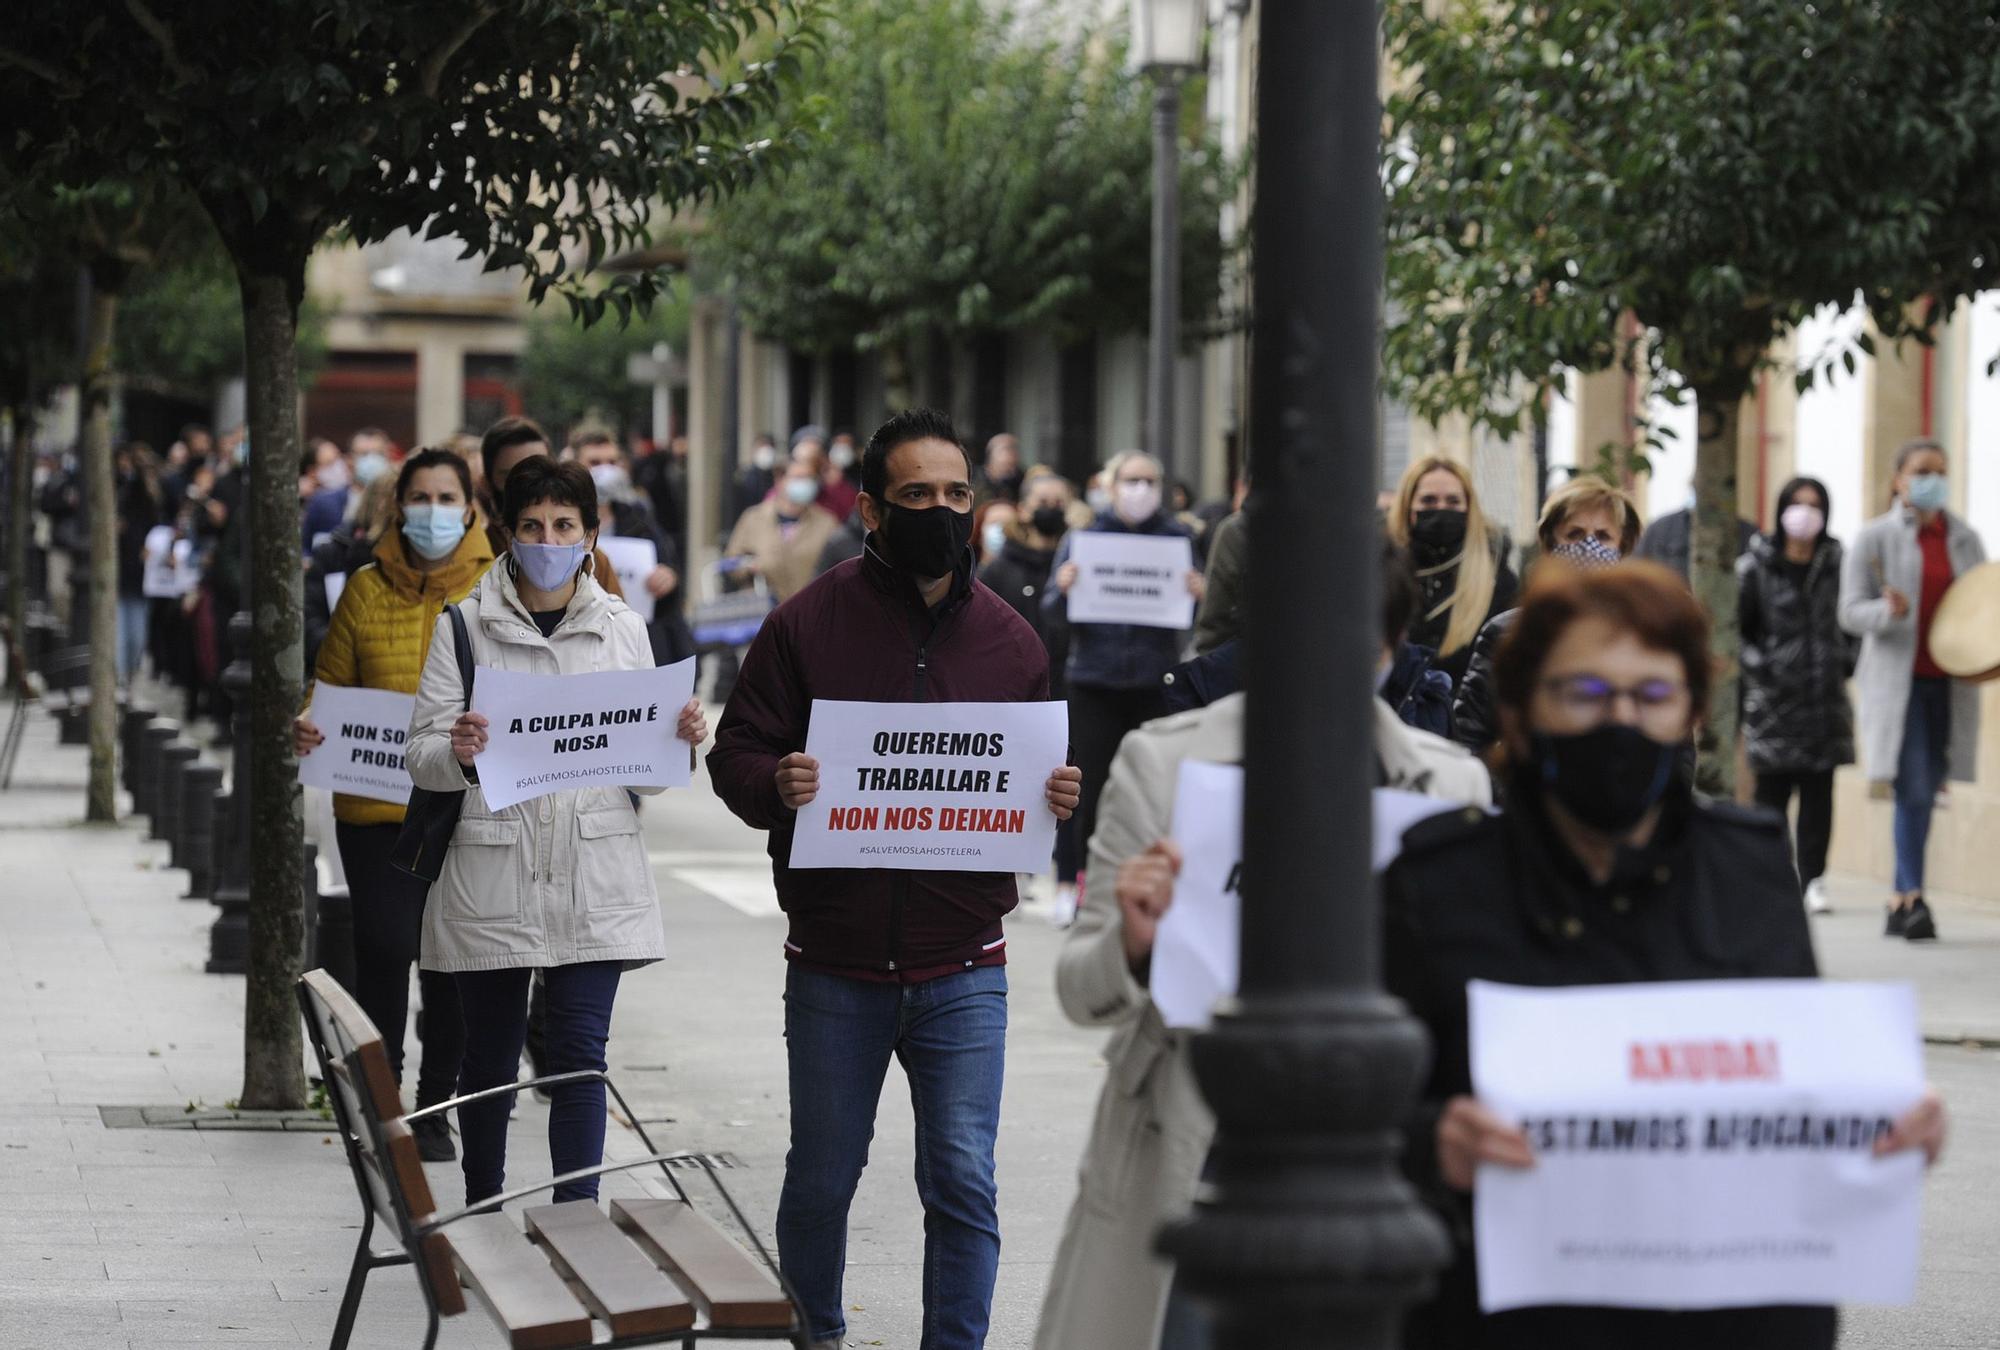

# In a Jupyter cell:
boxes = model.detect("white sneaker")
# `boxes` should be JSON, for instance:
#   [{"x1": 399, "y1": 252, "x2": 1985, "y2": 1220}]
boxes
[
  {"x1": 1049, "y1": 882, "x2": 1078, "y2": 929},
  {"x1": 1804, "y1": 879, "x2": 1832, "y2": 915}
]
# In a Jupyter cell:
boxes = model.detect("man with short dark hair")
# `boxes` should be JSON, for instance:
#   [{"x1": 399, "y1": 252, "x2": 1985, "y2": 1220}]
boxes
[
  {"x1": 568, "y1": 430, "x2": 693, "y2": 664},
  {"x1": 476, "y1": 415, "x2": 624, "y2": 599},
  {"x1": 708, "y1": 407, "x2": 1082, "y2": 1350}
]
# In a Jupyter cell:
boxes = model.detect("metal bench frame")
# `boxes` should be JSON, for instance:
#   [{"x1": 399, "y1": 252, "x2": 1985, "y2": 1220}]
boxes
[{"x1": 298, "y1": 972, "x2": 810, "y2": 1350}]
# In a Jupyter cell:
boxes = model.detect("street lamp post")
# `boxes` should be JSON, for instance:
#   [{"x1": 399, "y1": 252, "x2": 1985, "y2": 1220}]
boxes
[
  {"x1": 1158, "y1": 4, "x2": 1452, "y2": 1349},
  {"x1": 1136, "y1": 0, "x2": 1205, "y2": 486}
]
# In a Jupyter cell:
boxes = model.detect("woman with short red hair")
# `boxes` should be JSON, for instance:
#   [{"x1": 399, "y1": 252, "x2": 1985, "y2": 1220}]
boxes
[{"x1": 1383, "y1": 562, "x2": 1944, "y2": 1347}]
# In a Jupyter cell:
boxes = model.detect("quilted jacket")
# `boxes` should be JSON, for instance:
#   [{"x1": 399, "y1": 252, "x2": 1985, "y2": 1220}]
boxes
[{"x1": 306, "y1": 522, "x2": 496, "y2": 825}]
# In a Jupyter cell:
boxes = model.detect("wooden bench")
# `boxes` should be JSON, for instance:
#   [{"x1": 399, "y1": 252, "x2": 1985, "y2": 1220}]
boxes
[{"x1": 298, "y1": 969, "x2": 806, "y2": 1350}]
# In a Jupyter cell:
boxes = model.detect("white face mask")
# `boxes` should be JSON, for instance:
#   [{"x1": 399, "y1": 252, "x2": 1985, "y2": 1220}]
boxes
[
  {"x1": 1114, "y1": 480, "x2": 1162, "y2": 524},
  {"x1": 316, "y1": 459, "x2": 352, "y2": 492},
  {"x1": 752, "y1": 446, "x2": 779, "y2": 472},
  {"x1": 829, "y1": 444, "x2": 856, "y2": 470},
  {"x1": 588, "y1": 463, "x2": 628, "y2": 495},
  {"x1": 982, "y1": 522, "x2": 1008, "y2": 556}
]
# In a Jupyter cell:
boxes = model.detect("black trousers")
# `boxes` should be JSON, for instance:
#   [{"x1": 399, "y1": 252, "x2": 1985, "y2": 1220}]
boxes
[
  {"x1": 334, "y1": 821, "x2": 466, "y2": 1108},
  {"x1": 1063, "y1": 683, "x2": 1165, "y2": 883},
  {"x1": 1753, "y1": 767, "x2": 1835, "y2": 888}
]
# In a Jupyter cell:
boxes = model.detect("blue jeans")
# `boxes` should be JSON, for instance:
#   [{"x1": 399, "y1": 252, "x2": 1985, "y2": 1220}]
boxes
[
  {"x1": 1893, "y1": 678, "x2": 1952, "y2": 894},
  {"x1": 778, "y1": 963, "x2": 1007, "y2": 1349},
  {"x1": 453, "y1": 962, "x2": 622, "y2": 1205},
  {"x1": 116, "y1": 596, "x2": 148, "y2": 681}
]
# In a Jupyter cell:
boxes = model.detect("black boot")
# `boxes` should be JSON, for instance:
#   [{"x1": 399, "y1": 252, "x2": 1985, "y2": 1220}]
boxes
[
  {"x1": 1902, "y1": 896, "x2": 1938, "y2": 942},
  {"x1": 410, "y1": 1112, "x2": 456, "y2": 1162}
]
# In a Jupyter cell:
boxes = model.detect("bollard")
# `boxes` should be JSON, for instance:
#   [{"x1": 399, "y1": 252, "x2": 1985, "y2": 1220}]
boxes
[
  {"x1": 180, "y1": 764, "x2": 222, "y2": 901},
  {"x1": 120, "y1": 705, "x2": 155, "y2": 796},
  {"x1": 137, "y1": 722, "x2": 179, "y2": 823},
  {"x1": 57, "y1": 704, "x2": 88, "y2": 745},
  {"x1": 159, "y1": 744, "x2": 199, "y2": 870},
  {"x1": 206, "y1": 611, "x2": 252, "y2": 976},
  {"x1": 149, "y1": 736, "x2": 192, "y2": 843}
]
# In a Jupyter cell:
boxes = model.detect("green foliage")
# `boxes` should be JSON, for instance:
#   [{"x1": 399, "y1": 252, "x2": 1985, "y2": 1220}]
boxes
[
  {"x1": 117, "y1": 239, "x2": 329, "y2": 401},
  {"x1": 1380, "y1": 0, "x2": 2000, "y2": 431},
  {"x1": 698, "y1": 0, "x2": 1237, "y2": 359},
  {"x1": 0, "y1": 0, "x2": 812, "y2": 318},
  {"x1": 519, "y1": 282, "x2": 692, "y2": 443}
]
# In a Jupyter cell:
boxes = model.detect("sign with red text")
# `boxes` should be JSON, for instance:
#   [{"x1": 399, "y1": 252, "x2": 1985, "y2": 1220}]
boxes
[
  {"x1": 789, "y1": 699, "x2": 1069, "y2": 872},
  {"x1": 1066, "y1": 532, "x2": 1196, "y2": 629},
  {"x1": 296, "y1": 685, "x2": 417, "y2": 804},
  {"x1": 471, "y1": 659, "x2": 696, "y2": 810},
  {"x1": 1469, "y1": 979, "x2": 1925, "y2": 1312}
]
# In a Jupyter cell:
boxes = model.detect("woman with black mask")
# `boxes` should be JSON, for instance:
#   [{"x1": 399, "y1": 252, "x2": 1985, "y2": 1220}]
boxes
[
  {"x1": 1738, "y1": 476, "x2": 1854, "y2": 916},
  {"x1": 1382, "y1": 562, "x2": 1945, "y2": 1349},
  {"x1": 1386, "y1": 455, "x2": 1518, "y2": 690},
  {"x1": 980, "y1": 469, "x2": 1074, "y2": 696}
]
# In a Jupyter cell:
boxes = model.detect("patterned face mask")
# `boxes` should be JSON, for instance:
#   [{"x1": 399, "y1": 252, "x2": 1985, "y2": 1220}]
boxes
[{"x1": 1547, "y1": 537, "x2": 1622, "y2": 570}]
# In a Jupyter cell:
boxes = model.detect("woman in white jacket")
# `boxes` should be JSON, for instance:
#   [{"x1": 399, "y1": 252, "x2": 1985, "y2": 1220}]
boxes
[
  {"x1": 407, "y1": 456, "x2": 705, "y2": 1205},
  {"x1": 1033, "y1": 541, "x2": 1491, "y2": 1350},
  {"x1": 1838, "y1": 439, "x2": 1985, "y2": 942}
]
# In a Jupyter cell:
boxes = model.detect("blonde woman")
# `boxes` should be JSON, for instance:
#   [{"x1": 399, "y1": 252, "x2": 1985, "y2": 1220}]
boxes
[{"x1": 1385, "y1": 455, "x2": 1518, "y2": 688}]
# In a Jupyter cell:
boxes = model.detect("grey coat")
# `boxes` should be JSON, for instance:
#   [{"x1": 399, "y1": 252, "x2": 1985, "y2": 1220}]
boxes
[
  {"x1": 1837, "y1": 506, "x2": 1985, "y2": 784},
  {"x1": 1032, "y1": 694, "x2": 1490, "y2": 1350}
]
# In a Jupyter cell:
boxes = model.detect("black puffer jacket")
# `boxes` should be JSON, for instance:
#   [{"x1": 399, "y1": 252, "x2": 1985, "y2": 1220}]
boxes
[
  {"x1": 1449, "y1": 607, "x2": 1516, "y2": 753},
  {"x1": 979, "y1": 536, "x2": 1066, "y2": 697},
  {"x1": 1737, "y1": 533, "x2": 1856, "y2": 774}
]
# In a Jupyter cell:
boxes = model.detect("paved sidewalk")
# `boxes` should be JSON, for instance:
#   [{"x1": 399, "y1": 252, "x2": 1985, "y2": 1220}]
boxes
[{"x1": 1, "y1": 699, "x2": 1996, "y2": 1348}]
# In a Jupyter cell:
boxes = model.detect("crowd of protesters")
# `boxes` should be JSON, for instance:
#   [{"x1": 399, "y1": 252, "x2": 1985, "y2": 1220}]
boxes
[{"x1": 22, "y1": 404, "x2": 1978, "y2": 1350}]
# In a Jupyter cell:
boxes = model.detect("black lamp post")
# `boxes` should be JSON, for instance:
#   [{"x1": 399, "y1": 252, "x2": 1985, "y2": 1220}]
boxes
[
  {"x1": 1158, "y1": 4, "x2": 1451, "y2": 1347},
  {"x1": 1135, "y1": 0, "x2": 1206, "y2": 486}
]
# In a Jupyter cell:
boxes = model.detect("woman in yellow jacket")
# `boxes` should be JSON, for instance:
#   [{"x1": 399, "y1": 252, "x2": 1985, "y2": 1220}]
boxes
[{"x1": 293, "y1": 447, "x2": 494, "y2": 1161}]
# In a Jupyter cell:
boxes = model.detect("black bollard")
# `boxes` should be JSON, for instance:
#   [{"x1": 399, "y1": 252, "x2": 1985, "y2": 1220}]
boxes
[
  {"x1": 57, "y1": 703, "x2": 88, "y2": 745},
  {"x1": 137, "y1": 722, "x2": 178, "y2": 824},
  {"x1": 180, "y1": 764, "x2": 222, "y2": 901},
  {"x1": 159, "y1": 743, "x2": 199, "y2": 869},
  {"x1": 314, "y1": 872, "x2": 355, "y2": 997},
  {"x1": 120, "y1": 705, "x2": 154, "y2": 796},
  {"x1": 205, "y1": 613, "x2": 251, "y2": 976}
]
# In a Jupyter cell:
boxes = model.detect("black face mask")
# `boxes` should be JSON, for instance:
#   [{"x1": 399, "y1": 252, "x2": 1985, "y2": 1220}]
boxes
[
  {"x1": 1528, "y1": 724, "x2": 1679, "y2": 834},
  {"x1": 882, "y1": 502, "x2": 972, "y2": 579},
  {"x1": 1409, "y1": 508, "x2": 1468, "y2": 553},
  {"x1": 1029, "y1": 506, "x2": 1068, "y2": 539}
]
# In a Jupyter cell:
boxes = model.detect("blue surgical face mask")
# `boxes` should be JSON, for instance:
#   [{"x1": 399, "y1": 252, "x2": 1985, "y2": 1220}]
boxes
[
  {"x1": 512, "y1": 539, "x2": 590, "y2": 591},
  {"x1": 401, "y1": 504, "x2": 468, "y2": 561},
  {"x1": 1906, "y1": 472, "x2": 1949, "y2": 513},
  {"x1": 982, "y1": 522, "x2": 1008, "y2": 556},
  {"x1": 782, "y1": 476, "x2": 820, "y2": 507},
  {"x1": 352, "y1": 452, "x2": 391, "y2": 487}
]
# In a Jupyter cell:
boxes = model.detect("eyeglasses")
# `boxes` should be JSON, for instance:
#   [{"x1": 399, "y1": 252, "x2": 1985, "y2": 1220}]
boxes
[{"x1": 1539, "y1": 674, "x2": 1689, "y2": 728}]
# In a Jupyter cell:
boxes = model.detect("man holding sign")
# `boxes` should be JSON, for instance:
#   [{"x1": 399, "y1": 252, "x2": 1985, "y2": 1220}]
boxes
[{"x1": 709, "y1": 408, "x2": 1081, "y2": 1350}]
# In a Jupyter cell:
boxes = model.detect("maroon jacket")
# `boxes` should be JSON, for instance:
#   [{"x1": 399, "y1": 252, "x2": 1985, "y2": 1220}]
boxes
[{"x1": 707, "y1": 541, "x2": 1053, "y2": 980}]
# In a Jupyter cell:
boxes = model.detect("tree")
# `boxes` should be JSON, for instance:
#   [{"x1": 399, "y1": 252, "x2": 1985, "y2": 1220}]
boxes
[
  {"x1": 118, "y1": 237, "x2": 330, "y2": 405},
  {"x1": 0, "y1": 217, "x2": 75, "y2": 687},
  {"x1": 699, "y1": 0, "x2": 1237, "y2": 405},
  {"x1": 519, "y1": 281, "x2": 692, "y2": 445},
  {"x1": 1381, "y1": 0, "x2": 2000, "y2": 792},
  {"x1": 2, "y1": 0, "x2": 806, "y2": 1108}
]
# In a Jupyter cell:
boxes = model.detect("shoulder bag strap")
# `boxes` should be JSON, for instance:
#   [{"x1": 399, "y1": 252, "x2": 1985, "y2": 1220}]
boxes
[{"x1": 447, "y1": 603, "x2": 474, "y2": 711}]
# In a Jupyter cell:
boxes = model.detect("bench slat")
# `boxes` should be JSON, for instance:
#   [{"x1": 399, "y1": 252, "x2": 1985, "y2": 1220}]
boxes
[
  {"x1": 526, "y1": 1201, "x2": 696, "y2": 1338},
  {"x1": 445, "y1": 1212, "x2": 594, "y2": 1350},
  {"x1": 609, "y1": 1198, "x2": 793, "y2": 1330}
]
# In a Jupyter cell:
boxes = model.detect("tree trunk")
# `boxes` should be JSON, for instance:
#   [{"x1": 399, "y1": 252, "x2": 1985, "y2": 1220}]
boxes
[
  {"x1": 237, "y1": 266, "x2": 306, "y2": 1111},
  {"x1": 80, "y1": 275, "x2": 121, "y2": 823},
  {"x1": 7, "y1": 403, "x2": 29, "y2": 694},
  {"x1": 1690, "y1": 390, "x2": 1742, "y2": 798}
]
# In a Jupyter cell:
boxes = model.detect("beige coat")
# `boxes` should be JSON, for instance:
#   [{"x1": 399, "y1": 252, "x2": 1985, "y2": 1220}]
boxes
[
  {"x1": 1033, "y1": 694, "x2": 1491, "y2": 1350},
  {"x1": 408, "y1": 562, "x2": 668, "y2": 973},
  {"x1": 723, "y1": 500, "x2": 839, "y2": 603}
]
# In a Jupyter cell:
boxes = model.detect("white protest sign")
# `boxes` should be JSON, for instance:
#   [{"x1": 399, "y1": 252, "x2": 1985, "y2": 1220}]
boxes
[
  {"x1": 600, "y1": 535, "x2": 658, "y2": 623},
  {"x1": 1470, "y1": 979, "x2": 1925, "y2": 1313},
  {"x1": 1153, "y1": 772, "x2": 1463, "y2": 1030},
  {"x1": 141, "y1": 526, "x2": 180, "y2": 598},
  {"x1": 789, "y1": 699, "x2": 1069, "y2": 873},
  {"x1": 1152, "y1": 760, "x2": 1242, "y2": 1030},
  {"x1": 171, "y1": 539, "x2": 200, "y2": 595},
  {"x1": 1066, "y1": 532, "x2": 1196, "y2": 629},
  {"x1": 471, "y1": 658, "x2": 696, "y2": 810},
  {"x1": 296, "y1": 685, "x2": 418, "y2": 804},
  {"x1": 324, "y1": 571, "x2": 347, "y2": 614}
]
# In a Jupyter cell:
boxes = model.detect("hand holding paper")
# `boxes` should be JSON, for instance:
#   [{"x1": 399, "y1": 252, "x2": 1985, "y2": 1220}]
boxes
[{"x1": 1044, "y1": 764, "x2": 1082, "y2": 819}]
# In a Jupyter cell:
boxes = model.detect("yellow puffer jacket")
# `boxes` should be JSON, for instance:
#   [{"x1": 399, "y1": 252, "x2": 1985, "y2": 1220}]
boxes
[{"x1": 308, "y1": 523, "x2": 495, "y2": 825}]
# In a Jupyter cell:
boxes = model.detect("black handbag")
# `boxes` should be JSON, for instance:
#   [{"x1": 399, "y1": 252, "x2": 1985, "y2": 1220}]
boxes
[{"x1": 390, "y1": 603, "x2": 475, "y2": 883}]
